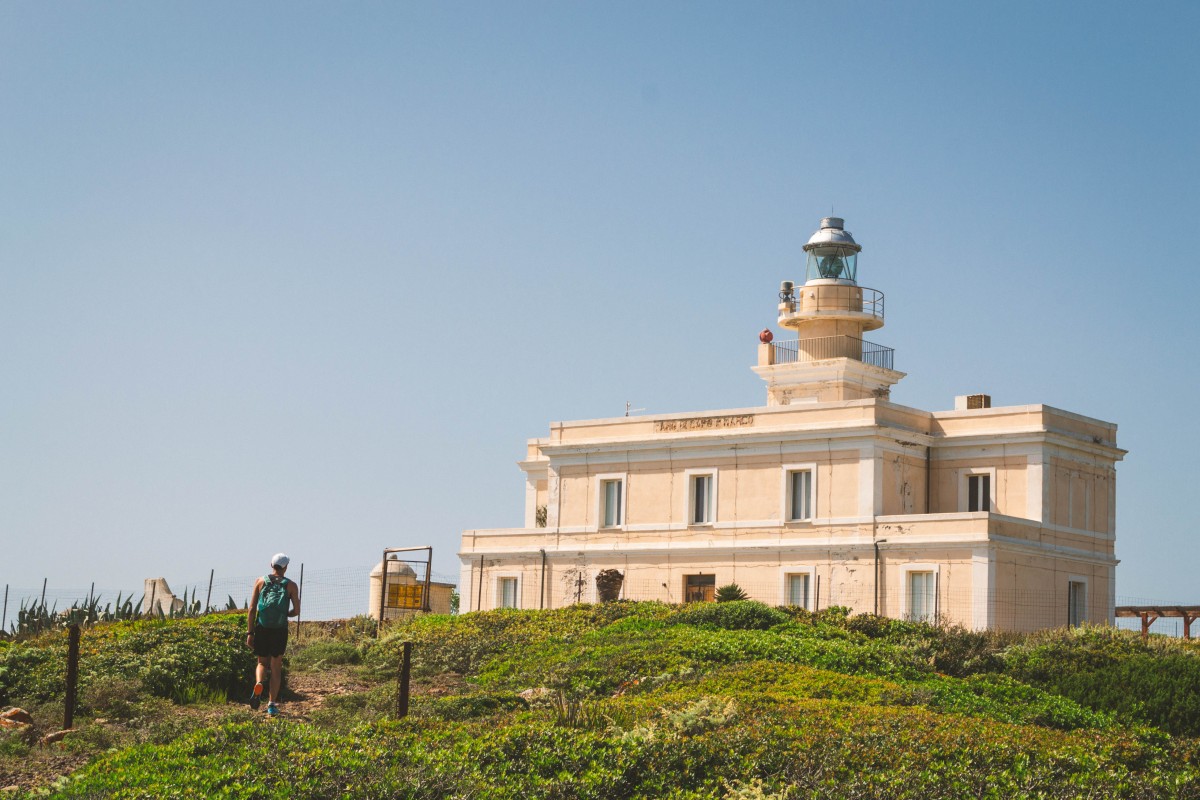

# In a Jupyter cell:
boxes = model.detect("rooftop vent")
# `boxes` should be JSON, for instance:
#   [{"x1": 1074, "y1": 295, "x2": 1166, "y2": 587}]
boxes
[{"x1": 955, "y1": 394, "x2": 992, "y2": 410}]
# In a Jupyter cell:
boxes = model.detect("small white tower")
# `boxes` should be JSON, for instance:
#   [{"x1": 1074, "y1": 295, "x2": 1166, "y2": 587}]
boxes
[{"x1": 753, "y1": 217, "x2": 905, "y2": 405}]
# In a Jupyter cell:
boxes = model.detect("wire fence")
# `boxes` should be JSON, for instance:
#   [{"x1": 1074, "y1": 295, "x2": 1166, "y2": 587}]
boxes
[
  {"x1": 1, "y1": 565, "x2": 460, "y2": 634},
  {"x1": 4, "y1": 570, "x2": 1195, "y2": 639},
  {"x1": 468, "y1": 574, "x2": 1199, "y2": 638}
]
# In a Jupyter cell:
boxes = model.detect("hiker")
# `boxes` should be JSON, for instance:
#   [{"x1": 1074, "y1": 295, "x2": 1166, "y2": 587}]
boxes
[{"x1": 246, "y1": 553, "x2": 300, "y2": 716}]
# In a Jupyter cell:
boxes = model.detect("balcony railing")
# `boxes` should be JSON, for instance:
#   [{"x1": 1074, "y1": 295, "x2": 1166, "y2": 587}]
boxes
[
  {"x1": 778, "y1": 285, "x2": 885, "y2": 323},
  {"x1": 770, "y1": 335, "x2": 895, "y2": 371}
]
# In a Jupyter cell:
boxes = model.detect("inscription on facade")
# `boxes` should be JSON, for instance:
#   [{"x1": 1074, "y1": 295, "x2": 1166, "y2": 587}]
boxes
[{"x1": 654, "y1": 414, "x2": 754, "y2": 433}]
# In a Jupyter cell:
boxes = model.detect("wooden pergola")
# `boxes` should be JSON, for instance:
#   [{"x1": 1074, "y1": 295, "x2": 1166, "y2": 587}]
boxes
[{"x1": 1115, "y1": 605, "x2": 1200, "y2": 641}]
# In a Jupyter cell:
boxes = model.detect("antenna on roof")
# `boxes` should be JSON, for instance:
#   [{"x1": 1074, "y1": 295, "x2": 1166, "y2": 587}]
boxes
[{"x1": 625, "y1": 401, "x2": 646, "y2": 417}]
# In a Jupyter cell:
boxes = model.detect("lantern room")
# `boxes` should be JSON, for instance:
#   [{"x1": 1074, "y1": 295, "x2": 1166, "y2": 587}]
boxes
[{"x1": 802, "y1": 217, "x2": 860, "y2": 284}]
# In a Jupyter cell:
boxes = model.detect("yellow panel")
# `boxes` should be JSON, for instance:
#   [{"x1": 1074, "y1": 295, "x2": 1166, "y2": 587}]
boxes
[{"x1": 386, "y1": 584, "x2": 424, "y2": 609}]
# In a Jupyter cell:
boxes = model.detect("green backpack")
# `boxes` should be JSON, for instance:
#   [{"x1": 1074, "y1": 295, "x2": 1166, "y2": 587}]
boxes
[{"x1": 257, "y1": 575, "x2": 291, "y2": 628}]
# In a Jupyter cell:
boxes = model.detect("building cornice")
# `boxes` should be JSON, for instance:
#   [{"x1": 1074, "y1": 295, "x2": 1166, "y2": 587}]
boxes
[{"x1": 457, "y1": 531, "x2": 1117, "y2": 566}]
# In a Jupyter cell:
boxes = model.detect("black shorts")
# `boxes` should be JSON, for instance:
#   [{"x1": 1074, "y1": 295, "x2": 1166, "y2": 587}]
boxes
[{"x1": 253, "y1": 625, "x2": 289, "y2": 658}]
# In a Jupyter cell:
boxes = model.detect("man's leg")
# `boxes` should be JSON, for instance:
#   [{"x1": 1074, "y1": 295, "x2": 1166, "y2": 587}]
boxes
[
  {"x1": 268, "y1": 654, "x2": 284, "y2": 702},
  {"x1": 250, "y1": 656, "x2": 268, "y2": 709}
]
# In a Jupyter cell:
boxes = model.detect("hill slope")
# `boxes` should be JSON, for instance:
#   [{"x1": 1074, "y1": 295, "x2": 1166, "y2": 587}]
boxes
[{"x1": 5, "y1": 603, "x2": 1200, "y2": 798}]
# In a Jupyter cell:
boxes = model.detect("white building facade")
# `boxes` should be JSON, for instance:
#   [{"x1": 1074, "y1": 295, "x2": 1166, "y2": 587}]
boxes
[{"x1": 459, "y1": 218, "x2": 1123, "y2": 631}]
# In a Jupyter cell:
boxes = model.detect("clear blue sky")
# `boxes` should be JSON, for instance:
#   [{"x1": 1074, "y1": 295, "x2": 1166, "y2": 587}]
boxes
[{"x1": 2, "y1": 2, "x2": 1197, "y2": 605}]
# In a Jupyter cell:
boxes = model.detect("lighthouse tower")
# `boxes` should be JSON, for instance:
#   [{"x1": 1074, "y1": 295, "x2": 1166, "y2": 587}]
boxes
[{"x1": 753, "y1": 217, "x2": 905, "y2": 405}]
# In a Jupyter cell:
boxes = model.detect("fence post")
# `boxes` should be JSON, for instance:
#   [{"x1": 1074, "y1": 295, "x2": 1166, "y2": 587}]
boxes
[
  {"x1": 64, "y1": 624, "x2": 81, "y2": 730},
  {"x1": 295, "y1": 563, "x2": 304, "y2": 641},
  {"x1": 40, "y1": 578, "x2": 47, "y2": 608},
  {"x1": 205, "y1": 569, "x2": 214, "y2": 613},
  {"x1": 397, "y1": 641, "x2": 412, "y2": 718},
  {"x1": 2, "y1": 584, "x2": 7, "y2": 636}
]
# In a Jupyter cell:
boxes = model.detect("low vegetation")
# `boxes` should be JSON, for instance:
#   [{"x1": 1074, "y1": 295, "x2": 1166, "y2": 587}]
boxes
[{"x1": 3, "y1": 603, "x2": 1200, "y2": 798}]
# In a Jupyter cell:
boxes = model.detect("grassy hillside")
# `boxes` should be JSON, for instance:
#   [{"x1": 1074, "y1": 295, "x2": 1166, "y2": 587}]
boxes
[{"x1": 4, "y1": 603, "x2": 1200, "y2": 798}]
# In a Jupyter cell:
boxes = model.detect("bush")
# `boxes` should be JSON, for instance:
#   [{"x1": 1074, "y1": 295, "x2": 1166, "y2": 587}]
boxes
[
  {"x1": 670, "y1": 601, "x2": 789, "y2": 632},
  {"x1": 366, "y1": 603, "x2": 668, "y2": 678},
  {"x1": 81, "y1": 678, "x2": 142, "y2": 719},
  {"x1": 52, "y1": 705, "x2": 1200, "y2": 799},
  {"x1": 715, "y1": 584, "x2": 749, "y2": 602},
  {"x1": 0, "y1": 613, "x2": 253, "y2": 708},
  {"x1": 423, "y1": 692, "x2": 529, "y2": 721},
  {"x1": 290, "y1": 640, "x2": 362, "y2": 670},
  {"x1": 1003, "y1": 626, "x2": 1200, "y2": 735},
  {"x1": 0, "y1": 639, "x2": 61, "y2": 705},
  {"x1": 20, "y1": 608, "x2": 1200, "y2": 798}
]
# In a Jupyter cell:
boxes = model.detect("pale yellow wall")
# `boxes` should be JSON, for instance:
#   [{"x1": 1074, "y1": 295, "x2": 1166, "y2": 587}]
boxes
[
  {"x1": 990, "y1": 550, "x2": 1112, "y2": 633},
  {"x1": 479, "y1": 400, "x2": 1123, "y2": 631},
  {"x1": 1046, "y1": 458, "x2": 1112, "y2": 533},
  {"x1": 877, "y1": 549, "x2": 979, "y2": 626},
  {"x1": 548, "y1": 448, "x2": 862, "y2": 528},
  {"x1": 471, "y1": 548, "x2": 986, "y2": 626},
  {"x1": 726, "y1": 457, "x2": 777, "y2": 520},
  {"x1": 928, "y1": 454, "x2": 1027, "y2": 517},
  {"x1": 881, "y1": 451, "x2": 927, "y2": 516}
]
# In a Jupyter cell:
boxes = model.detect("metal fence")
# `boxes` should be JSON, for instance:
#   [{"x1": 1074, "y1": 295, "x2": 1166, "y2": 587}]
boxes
[
  {"x1": 1, "y1": 565, "x2": 460, "y2": 634},
  {"x1": 471, "y1": 574, "x2": 1199, "y2": 638},
  {"x1": 770, "y1": 335, "x2": 895, "y2": 371},
  {"x1": 4, "y1": 570, "x2": 1194, "y2": 639}
]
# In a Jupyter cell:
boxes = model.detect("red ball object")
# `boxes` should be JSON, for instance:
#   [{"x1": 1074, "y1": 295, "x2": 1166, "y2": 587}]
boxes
[{"x1": 759, "y1": 328, "x2": 774, "y2": 344}]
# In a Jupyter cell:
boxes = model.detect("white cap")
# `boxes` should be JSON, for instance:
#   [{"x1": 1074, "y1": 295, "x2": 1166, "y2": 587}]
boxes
[{"x1": 271, "y1": 553, "x2": 290, "y2": 568}]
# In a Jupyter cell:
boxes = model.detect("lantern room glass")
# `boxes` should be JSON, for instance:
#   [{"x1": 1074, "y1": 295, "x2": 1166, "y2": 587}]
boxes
[{"x1": 804, "y1": 247, "x2": 858, "y2": 283}]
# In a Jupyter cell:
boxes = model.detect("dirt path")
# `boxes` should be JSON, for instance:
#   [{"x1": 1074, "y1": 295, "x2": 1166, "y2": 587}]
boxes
[
  {"x1": 272, "y1": 669, "x2": 375, "y2": 721},
  {"x1": 0, "y1": 668, "x2": 380, "y2": 792}
]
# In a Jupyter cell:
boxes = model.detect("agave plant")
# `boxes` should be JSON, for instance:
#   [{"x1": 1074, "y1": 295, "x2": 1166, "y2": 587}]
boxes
[
  {"x1": 16, "y1": 598, "x2": 59, "y2": 635},
  {"x1": 715, "y1": 583, "x2": 749, "y2": 602}
]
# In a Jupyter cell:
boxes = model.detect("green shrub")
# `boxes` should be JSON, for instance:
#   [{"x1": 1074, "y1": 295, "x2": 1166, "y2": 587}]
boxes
[
  {"x1": 662, "y1": 696, "x2": 738, "y2": 736},
  {"x1": 0, "y1": 729, "x2": 31, "y2": 757},
  {"x1": 670, "y1": 601, "x2": 790, "y2": 631},
  {"x1": 310, "y1": 684, "x2": 398, "y2": 728},
  {"x1": 0, "y1": 638, "x2": 61, "y2": 705},
  {"x1": 81, "y1": 678, "x2": 142, "y2": 719},
  {"x1": 476, "y1": 617, "x2": 934, "y2": 696},
  {"x1": 173, "y1": 683, "x2": 228, "y2": 706},
  {"x1": 0, "y1": 613, "x2": 253, "y2": 708},
  {"x1": 423, "y1": 692, "x2": 528, "y2": 721},
  {"x1": 19, "y1": 606, "x2": 1200, "y2": 799},
  {"x1": 52, "y1": 705, "x2": 1200, "y2": 799},
  {"x1": 85, "y1": 615, "x2": 254, "y2": 702},
  {"x1": 290, "y1": 640, "x2": 362, "y2": 670},
  {"x1": 366, "y1": 603, "x2": 668, "y2": 678},
  {"x1": 1003, "y1": 626, "x2": 1200, "y2": 735},
  {"x1": 61, "y1": 721, "x2": 121, "y2": 754},
  {"x1": 715, "y1": 584, "x2": 749, "y2": 602}
]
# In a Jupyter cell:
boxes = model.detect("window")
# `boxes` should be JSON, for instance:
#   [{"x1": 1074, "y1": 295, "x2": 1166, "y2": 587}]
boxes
[
  {"x1": 787, "y1": 469, "x2": 813, "y2": 521},
  {"x1": 907, "y1": 571, "x2": 936, "y2": 621},
  {"x1": 967, "y1": 474, "x2": 991, "y2": 512},
  {"x1": 684, "y1": 574, "x2": 716, "y2": 603},
  {"x1": 498, "y1": 577, "x2": 518, "y2": 609},
  {"x1": 786, "y1": 573, "x2": 811, "y2": 609},
  {"x1": 601, "y1": 478, "x2": 623, "y2": 527},
  {"x1": 1068, "y1": 580, "x2": 1087, "y2": 627},
  {"x1": 690, "y1": 472, "x2": 714, "y2": 525}
]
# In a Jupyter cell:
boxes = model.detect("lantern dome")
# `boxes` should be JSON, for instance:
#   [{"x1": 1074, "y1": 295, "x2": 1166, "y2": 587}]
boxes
[{"x1": 802, "y1": 217, "x2": 861, "y2": 284}]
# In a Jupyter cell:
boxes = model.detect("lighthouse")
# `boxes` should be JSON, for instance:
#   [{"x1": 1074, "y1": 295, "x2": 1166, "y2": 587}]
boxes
[{"x1": 754, "y1": 217, "x2": 905, "y2": 405}]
